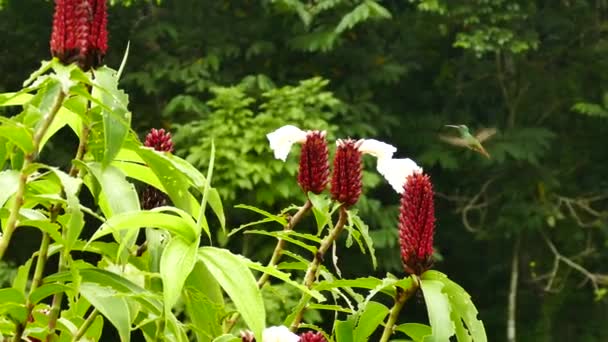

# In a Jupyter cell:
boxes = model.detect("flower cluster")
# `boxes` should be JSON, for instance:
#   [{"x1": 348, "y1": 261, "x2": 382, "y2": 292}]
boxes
[
  {"x1": 267, "y1": 125, "x2": 421, "y2": 207},
  {"x1": 50, "y1": 0, "x2": 108, "y2": 70},
  {"x1": 267, "y1": 124, "x2": 437, "y2": 276},
  {"x1": 398, "y1": 173, "x2": 435, "y2": 275}
]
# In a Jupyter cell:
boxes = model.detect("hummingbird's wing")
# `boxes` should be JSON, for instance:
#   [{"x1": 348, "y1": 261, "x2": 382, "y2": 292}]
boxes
[
  {"x1": 439, "y1": 134, "x2": 469, "y2": 147},
  {"x1": 475, "y1": 128, "x2": 497, "y2": 143}
]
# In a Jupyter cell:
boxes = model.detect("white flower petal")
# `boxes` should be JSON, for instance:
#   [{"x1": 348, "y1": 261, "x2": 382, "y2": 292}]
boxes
[
  {"x1": 262, "y1": 326, "x2": 300, "y2": 342},
  {"x1": 358, "y1": 139, "x2": 397, "y2": 159},
  {"x1": 377, "y1": 158, "x2": 423, "y2": 194},
  {"x1": 266, "y1": 125, "x2": 308, "y2": 161}
]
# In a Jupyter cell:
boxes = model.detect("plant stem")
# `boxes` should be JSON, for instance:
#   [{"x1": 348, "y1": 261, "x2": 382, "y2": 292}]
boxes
[
  {"x1": 71, "y1": 308, "x2": 99, "y2": 342},
  {"x1": 257, "y1": 200, "x2": 312, "y2": 288},
  {"x1": 378, "y1": 276, "x2": 420, "y2": 342},
  {"x1": 0, "y1": 91, "x2": 66, "y2": 260},
  {"x1": 290, "y1": 206, "x2": 348, "y2": 331},
  {"x1": 12, "y1": 233, "x2": 52, "y2": 341},
  {"x1": 46, "y1": 115, "x2": 91, "y2": 341},
  {"x1": 224, "y1": 200, "x2": 312, "y2": 334}
]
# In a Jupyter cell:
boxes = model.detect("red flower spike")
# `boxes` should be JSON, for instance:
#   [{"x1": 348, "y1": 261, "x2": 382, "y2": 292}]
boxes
[
  {"x1": 298, "y1": 131, "x2": 330, "y2": 194},
  {"x1": 50, "y1": 0, "x2": 108, "y2": 70},
  {"x1": 330, "y1": 139, "x2": 363, "y2": 207},
  {"x1": 398, "y1": 173, "x2": 436, "y2": 275},
  {"x1": 300, "y1": 331, "x2": 327, "y2": 342},
  {"x1": 141, "y1": 128, "x2": 174, "y2": 210},
  {"x1": 144, "y1": 128, "x2": 174, "y2": 153}
]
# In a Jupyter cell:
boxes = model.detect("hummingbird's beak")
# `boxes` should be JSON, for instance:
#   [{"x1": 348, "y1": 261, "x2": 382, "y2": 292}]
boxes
[{"x1": 445, "y1": 125, "x2": 460, "y2": 128}]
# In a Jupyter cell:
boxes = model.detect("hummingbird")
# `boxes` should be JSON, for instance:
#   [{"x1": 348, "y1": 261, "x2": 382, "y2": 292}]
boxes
[{"x1": 440, "y1": 124, "x2": 497, "y2": 158}]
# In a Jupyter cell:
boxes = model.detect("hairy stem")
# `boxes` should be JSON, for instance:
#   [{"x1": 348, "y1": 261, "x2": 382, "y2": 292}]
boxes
[
  {"x1": 0, "y1": 91, "x2": 66, "y2": 260},
  {"x1": 257, "y1": 200, "x2": 312, "y2": 288},
  {"x1": 71, "y1": 308, "x2": 99, "y2": 342},
  {"x1": 290, "y1": 206, "x2": 348, "y2": 331},
  {"x1": 379, "y1": 276, "x2": 420, "y2": 342}
]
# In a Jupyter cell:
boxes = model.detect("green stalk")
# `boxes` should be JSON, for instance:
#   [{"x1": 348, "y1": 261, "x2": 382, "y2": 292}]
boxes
[
  {"x1": 378, "y1": 276, "x2": 420, "y2": 342},
  {"x1": 224, "y1": 199, "x2": 312, "y2": 334},
  {"x1": 0, "y1": 91, "x2": 66, "y2": 260},
  {"x1": 71, "y1": 309, "x2": 99, "y2": 342},
  {"x1": 290, "y1": 206, "x2": 348, "y2": 331}
]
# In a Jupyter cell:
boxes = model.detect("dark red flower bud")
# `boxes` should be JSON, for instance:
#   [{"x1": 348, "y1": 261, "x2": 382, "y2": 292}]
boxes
[
  {"x1": 299, "y1": 331, "x2": 327, "y2": 342},
  {"x1": 141, "y1": 128, "x2": 174, "y2": 210},
  {"x1": 298, "y1": 131, "x2": 330, "y2": 194},
  {"x1": 50, "y1": 0, "x2": 108, "y2": 70},
  {"x1": 330, "y1": 139, "x2": 363, "y2": 207},
  {"x1": 398, "y1": 173, "x2": 435, "y2": 275},
  {"x1": 144, "y1": 128, "x2": 174, "y2": 153}
]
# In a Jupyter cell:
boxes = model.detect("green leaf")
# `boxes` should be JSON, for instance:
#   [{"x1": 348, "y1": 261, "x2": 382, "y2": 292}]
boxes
[
  {"x1": 315, "y1": 277, "x2": 384, "y2": 292},
  {"x1": 246, "y1": 229, "x2": 317, "y2": 253},
  {"x1": 184, "y1": 261, "x2": 225, "y2": 342},
  {"x1": 307, "y1": 303, "x2": 353, "y2": 314},
  {"x1": 334, "y1": 316, "x2": 356, "y2": 342},
  {"x1": 309, "y1": 192, "x2": 331, "y2": 234},
  {"x1": 245, "y1": 259, "x2": 325, "y2": 301},
  {"x1": 80, "y1": 282, "x2": 131, "y2": 342},
  {"x1": 45, "y1": 166, "x2": 84, "y2": 252},
  {"x1": 235, "y1": 204, "x2": 288, "y2": 225},
  {"x1": 29, "y1": 283, "x2": 74, "y2": 305},
  {"x1": 420, "y1": 279, "x2": 455, "y2": 342},
  {"x1": 82, "y1": 162, "x2": 140, "y2": 217},
  {"x1": 353, "y1": 301, "x2": 389, "y2": 342},
  {"x1": 160, "y1": 236, "x2": 198, "y2": 311},
  {"x1": 0, "y1": 170, "x2": 20, "y2": 208},
  {"x1": 0, "y1": 118, "x2": 34, "y2": 153},
  {"x1": 91, "y1": 67, "x2": 131, "y2": 167},
  {"x1": 0, "y1": 288, "x2": 27, "y2": 323},
  {"x1": 422, "y1": 271, "x2": 487, "y2": 342},
  {"x1": 136, "y1": 147, "x2": 195, "y2": 215},
  {"x1": 395, "y1": 323, "x2": 432, "y2": 342},
  {"x1": 90, "y1": 209, "x2": 198, "y2": 244},
  {"x1": 39, "y1": 104, "x2": 83, "y2": 152},
  {"x1": 349, "y1": 211, "x2": 377, "y2": 269},
  {"x1": 198, "y1": 247, "x2": 265, "y2": 340},
  {"x1": 12, "y1": 257, "x2": 33, "y2": 293}
]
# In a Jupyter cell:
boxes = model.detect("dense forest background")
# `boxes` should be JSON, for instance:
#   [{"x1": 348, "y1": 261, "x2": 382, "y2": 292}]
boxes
[{"x1": 1, "y1": 0, "x2": 607, "y2": 341}]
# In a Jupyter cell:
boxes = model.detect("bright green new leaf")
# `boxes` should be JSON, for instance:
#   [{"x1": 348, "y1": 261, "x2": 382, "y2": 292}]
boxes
[
  {"x1": 0, "y1": 170, "x2": 19, "y2": 208},
  {"x1": 395, "y1": 323, "x2": 433, "y2": 342},
  {"x1": 334, "y1": 316, "x2": 356, "y2": 342},
  {"x1": 90, "y1": 209, "x2": 197, "y2": 244},
  {"x1": 83, "y1": 162, "x2": 140, "y2": 217},
  {"x1": 246, "y1": 229, "x2": 317, "y2": 253},
  {"x1": 80, "y1": 282, "x2": 131, "y2": 342},
  {"x1": 420, "y1": 279, "x2": 455, "y2": 342},
  {"x1": 234, "y1": 204, "x2": 288, "y2": 225},
  {"x1": 308, "y1": 192, "x2": 331, "y2": 234},
  {"x1": 29, "y1": 283, "x2": 74, "y2": 305},
  {"x1": 198, "y1": 247, "x2": 265, "y2": 340},
  {"x1": 160, "y1": 236, "x2": 198, "y2": 311},
  {"x1": 349, "y1": 211, "x2": 377, "y2": 269},
  {"x1": 353, "y1": 301, "x2": 389, "y2": 342}
]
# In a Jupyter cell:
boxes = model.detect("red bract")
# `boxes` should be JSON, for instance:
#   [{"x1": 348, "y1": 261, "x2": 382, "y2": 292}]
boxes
[
  {"x1": 298, "y1": 131, "x2": 329, "y2": 194},
  {"x1": 330, "y1": 139, "x2": 363, "y2": 207},
  {"x1": 398, "y1": 172, "x2": 435, "y2": 275},
  {"x1": 50, "y1": 0, "x2": 108, "y2": 70},
  {"x1": 299, "y1": 331, "x2": 327, "y2": 342},
  {"x1": 144, "y1": 128, "x2": 174, "y2": 153}
]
